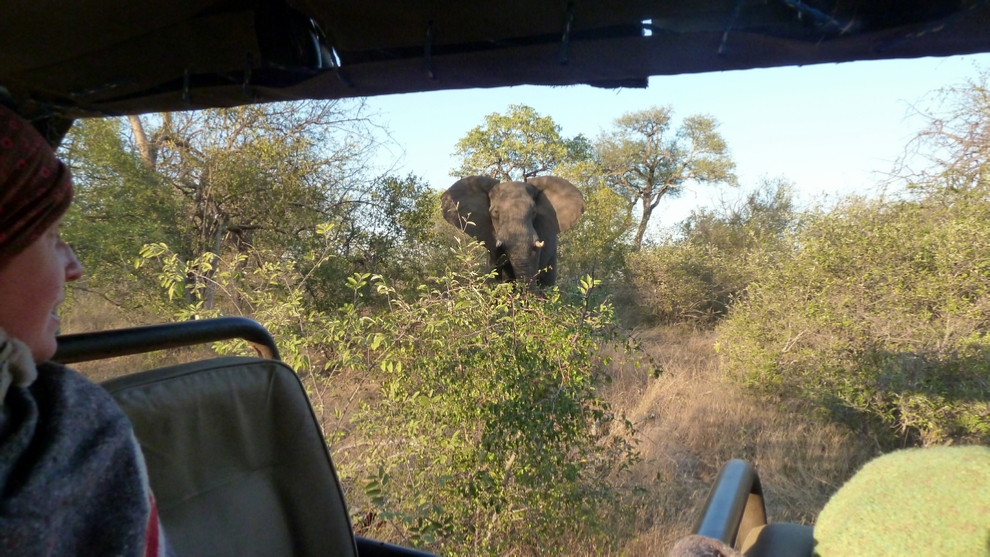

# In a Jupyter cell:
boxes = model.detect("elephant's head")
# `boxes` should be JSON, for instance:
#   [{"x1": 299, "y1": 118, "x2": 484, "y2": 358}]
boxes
[{"x1": 441, "y1": 175, "x2": 584, "y2": 287}]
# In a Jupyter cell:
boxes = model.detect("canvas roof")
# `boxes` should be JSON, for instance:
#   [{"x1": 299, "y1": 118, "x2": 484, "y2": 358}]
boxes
[{"x1": 2, "y1": 0, "x2": 989, "y2": 120}]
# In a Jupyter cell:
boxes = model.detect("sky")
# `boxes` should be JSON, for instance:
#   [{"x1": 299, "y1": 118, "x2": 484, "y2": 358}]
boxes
[{"x1": 364, "y1": 53, "x2": 990, "y2": 235}]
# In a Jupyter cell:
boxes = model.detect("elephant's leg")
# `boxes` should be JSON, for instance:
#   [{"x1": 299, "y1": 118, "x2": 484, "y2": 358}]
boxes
[{"x1": 538, "y1": 267, "x2": 556, "y2": 287}]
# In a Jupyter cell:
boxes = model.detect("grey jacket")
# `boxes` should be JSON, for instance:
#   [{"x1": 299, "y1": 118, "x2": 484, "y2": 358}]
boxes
[{"x1": 0, "y1": 330, "x2": 174, "y2": 556}]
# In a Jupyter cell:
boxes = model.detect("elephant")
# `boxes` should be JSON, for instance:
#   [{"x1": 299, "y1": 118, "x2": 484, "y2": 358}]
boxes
[{"x1": 441, "y1": 175, "x2": 584, "y2": 287}]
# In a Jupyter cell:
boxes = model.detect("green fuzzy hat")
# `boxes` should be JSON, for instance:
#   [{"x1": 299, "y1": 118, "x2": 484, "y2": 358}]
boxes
[{"x1": 814, "y1": 445, "x2": 990, "y2": 556}]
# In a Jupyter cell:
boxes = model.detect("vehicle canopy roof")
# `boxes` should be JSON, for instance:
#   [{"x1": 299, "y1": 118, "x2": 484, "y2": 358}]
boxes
[{"x1": 2, "y1": 0, "x2": 990, "y2": 121}]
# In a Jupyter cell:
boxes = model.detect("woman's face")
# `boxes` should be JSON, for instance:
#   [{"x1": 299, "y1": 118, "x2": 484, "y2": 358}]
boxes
[{"x1": 0, "y1": 219, "x2": 83, "y2": 362}]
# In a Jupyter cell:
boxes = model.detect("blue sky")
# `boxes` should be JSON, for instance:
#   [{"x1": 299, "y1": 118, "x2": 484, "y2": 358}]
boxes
[{"x1": 365, "y1": 53, "x2": 990, "y2": 235}]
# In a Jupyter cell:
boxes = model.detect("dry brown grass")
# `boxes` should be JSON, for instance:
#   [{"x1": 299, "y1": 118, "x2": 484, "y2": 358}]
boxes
[
  {"x1": 60, "y1": 290, "x2": 217, "y2": 382},
  {"x1": 602, "y1": 325, "x2": 879, "y2": 555}
]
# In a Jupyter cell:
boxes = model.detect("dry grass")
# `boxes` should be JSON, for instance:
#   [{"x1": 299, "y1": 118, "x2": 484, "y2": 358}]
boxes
[
  {"x1": 603, "y1": 325, "x2": 879, "y2": 555},
  {"x1": 60, "y1": 291, "x2": 218, "y2": 382}
]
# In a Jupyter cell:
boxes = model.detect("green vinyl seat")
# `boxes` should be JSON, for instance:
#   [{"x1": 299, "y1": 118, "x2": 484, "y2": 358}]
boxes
[{"x1": 101, "y1": 357, "x2": 358, "y2": 557}]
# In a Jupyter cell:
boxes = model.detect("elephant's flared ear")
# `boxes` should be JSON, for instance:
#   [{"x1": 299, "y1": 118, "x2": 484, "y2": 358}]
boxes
[
  {"x1": 441, "y1": 176, "x2": 500, "y2": 249},
  {"x1": 528, "y1": 176, "x2": 585, "y2": 232}
]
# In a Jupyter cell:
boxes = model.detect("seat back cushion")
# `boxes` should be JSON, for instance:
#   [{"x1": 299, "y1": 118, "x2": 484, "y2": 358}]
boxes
[{"x1": 101, "y1": 357, "x2": 357, "y2": 557}]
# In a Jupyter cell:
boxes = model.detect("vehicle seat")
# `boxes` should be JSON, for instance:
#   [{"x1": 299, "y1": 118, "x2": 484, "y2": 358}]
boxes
[{"x1": 101, "y1": 356, "x2": 358, "y2": 557}]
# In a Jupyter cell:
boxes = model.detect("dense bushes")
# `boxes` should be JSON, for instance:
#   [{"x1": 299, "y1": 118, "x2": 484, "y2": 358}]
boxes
[
  {"x1": 625, "y1": 179, "x2": 796, "y2": 325},
  {"x1": 139, "y1": 238, "x2": 648, "y2": 555},
  {"x1": 346, "y1": 272, "x2": 644, "y2": 555},
  {"x1": 622, "y1": 167, "x2": 990, "y2": 446},
  {"x1": 624, "y1": 72, "x2": 990, "y2": 447},
  {"x1": 626, "y1": 241, "x2": 742, "y2": 324},
  {"x1": 719, "y1": 190, "x2": 990, "y2": 445},
  {"x1": 718, "y1": 69, "x2": 990, "y2": 446}
]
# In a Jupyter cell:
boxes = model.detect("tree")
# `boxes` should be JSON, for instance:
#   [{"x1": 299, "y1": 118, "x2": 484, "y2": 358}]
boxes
[
  {"x1": 596, "y1": 106, "x2": 737, "y2": 249},
  {"x1": 136, "y1": 101, "x2": 381, "y2": 262},
  {"x1": 554, "y1": 160, "x2": 635, "y2": 284},
  {"x1": 59, "y1": 117, "x2": 186, "y2": 306},
  {"x1": 61, "y1": 100, "x2": 437, "y2": 312},
  {"x1": 678, "y1": 176, "x2": 797, "y2": 251},
  {"x1": 304, "y1": 173, "x2": 445, "y2": 308},
  {"x1": 895, "y1": 66, "x2": 990, "y2": 194},
  {"x1": 452, "y1": 104, "x2": 588, "y2": 182}
]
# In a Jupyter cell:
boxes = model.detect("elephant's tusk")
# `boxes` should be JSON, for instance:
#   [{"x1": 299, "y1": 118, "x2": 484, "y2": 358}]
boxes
[{"x1": 534, "y1": 240, "x2": 545, "y2": 248}]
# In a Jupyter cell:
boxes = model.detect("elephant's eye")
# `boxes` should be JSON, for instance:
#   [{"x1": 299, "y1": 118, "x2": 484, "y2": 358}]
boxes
[{"x1": 491, "y1": 210, "x2": 499, "y2": 220}]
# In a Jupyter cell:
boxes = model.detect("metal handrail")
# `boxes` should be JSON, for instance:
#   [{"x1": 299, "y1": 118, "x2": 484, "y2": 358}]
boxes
[
  {"x1": 355, "y1": 537, "x2": 439, "y2": 557},
  {"x1": 53, "y1": 316, "x2": 280, "y2": 363},
  {"x1": 694, "y1": 459, "x2": 768, "y2": 548}
]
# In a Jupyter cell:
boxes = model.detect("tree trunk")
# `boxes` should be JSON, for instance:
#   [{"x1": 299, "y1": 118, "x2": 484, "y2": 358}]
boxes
[
  {"x1": 204, "y1": 222, "x2": 224, "y2": 311},
  {"x1": 127, "y1": 115, "x2": 157, "y2": 170},
  {"x1": 632, "y1": 195, "x2": 654, "y2": 250}
]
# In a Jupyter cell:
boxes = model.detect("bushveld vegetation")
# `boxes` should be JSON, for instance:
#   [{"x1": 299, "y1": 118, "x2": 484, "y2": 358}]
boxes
[
  {"x1": 720, "y1": 190, "x2": 990, "y2": 446},
  {"x1": 61, "y1": 68, "x2": 989, "y2": 554}
]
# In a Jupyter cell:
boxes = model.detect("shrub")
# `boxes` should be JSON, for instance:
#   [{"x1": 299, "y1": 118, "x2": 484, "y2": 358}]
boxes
[
  {"x1": 343, "y1": 269, "x2": 645, "y2": 555},
  {"x1": 626, "y1": 241, "x2": 742, "y2": 324},
  {"x1": 139, "y1": 237, "x2": 649, "y2": 555},
  {"x1": 626, "y1": 179, "x2": 796, "y2": 326},
  {"x1": 719, "y1": 191, "x2": 990, "y2": 446}
]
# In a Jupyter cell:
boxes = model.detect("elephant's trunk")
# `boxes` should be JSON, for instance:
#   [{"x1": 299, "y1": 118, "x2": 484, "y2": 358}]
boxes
[{"x1": 504, "y1": 239, "x2": 543, "y2": 287}]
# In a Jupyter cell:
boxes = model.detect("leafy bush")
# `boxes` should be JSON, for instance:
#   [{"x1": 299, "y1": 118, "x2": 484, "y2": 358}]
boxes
[
  {"x1": 139, "y1": 237, "x2": 649, "y2": 555},
  {"x1": 135, "y1": 222, "x2": 349, "y2": 375},
  {"x1": 626, "y1": 241, "x2": 741, "y2": 324},
  {"x1": 719, "y1": 191, "x2": 990, "y2": 446},
  {"x1": 557, "y1": 180, "x2": 634, "y2": 286},
  {"x1": 343, "y1": 271, "x2": 645, "y2": 555},
  {"x1": 626, "y1": 179, "x2": 796, "y2": 326}
]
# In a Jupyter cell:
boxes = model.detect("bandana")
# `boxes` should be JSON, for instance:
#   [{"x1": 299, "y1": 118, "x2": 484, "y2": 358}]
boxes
[{"x1": 0, "y1": 105, "x2": 73, "y2": 270}]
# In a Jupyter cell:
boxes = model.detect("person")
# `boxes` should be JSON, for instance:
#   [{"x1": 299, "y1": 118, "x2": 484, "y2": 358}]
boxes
[
  {"x1": 0, "y1": 103, "x2": 174, "y2": 556},
  {"x1": 668, "y1": 445, "x2": 990, "y2": 556},
  {"x1": 812, "y1": 444, "x2": 990, "y2": 556}
]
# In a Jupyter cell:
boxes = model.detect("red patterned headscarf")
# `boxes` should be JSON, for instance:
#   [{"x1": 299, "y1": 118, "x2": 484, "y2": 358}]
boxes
[{"x1": 0, "y1": 105, "x2": 73, "y2": 270}]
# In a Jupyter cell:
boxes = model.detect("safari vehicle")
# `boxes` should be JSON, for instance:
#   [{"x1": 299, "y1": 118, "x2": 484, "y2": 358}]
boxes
[{"x1": 4, "y1": 1, "x2": 990, "y2": 555}]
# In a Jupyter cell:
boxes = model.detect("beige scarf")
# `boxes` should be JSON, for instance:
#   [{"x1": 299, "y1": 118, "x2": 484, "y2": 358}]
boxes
[{"x1": 0, "y1": 328, "x2": 37, "y2": 409}]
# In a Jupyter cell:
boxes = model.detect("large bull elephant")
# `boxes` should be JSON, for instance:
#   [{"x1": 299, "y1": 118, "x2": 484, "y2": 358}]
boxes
[{"x1": 441, "y1": 175, "x2": 584, "y2": 287}]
